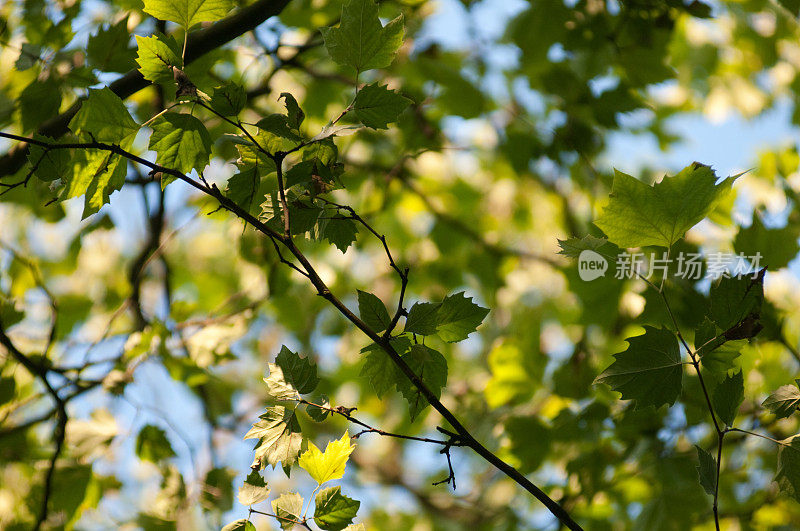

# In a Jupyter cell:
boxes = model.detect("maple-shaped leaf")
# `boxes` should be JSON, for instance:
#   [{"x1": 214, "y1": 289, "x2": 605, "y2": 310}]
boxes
[
  {"x1": 594, "y1": 163, "x2": 738, "y2": 248},
  {"x1": 148, "y1": 112, "x2": 212, "y2": 175},
  {"x1": 299, "y1": 432, "x2": 356, "y2": 486},
  {"x1": 69, "y1": 87, "x2": 139, "y2": 149},
  {"x1": 87, "y1": 17, "x2": 136, "y2": 73},
  {"x1": 237, "y1": 469, "x2": 270, "y2": 506},
  {"x1": 142, "y1": 0, "x2": 234, "y2": 29},
  {"x1": 210, "y1": 83, "x2": 246, "y2": 116},
  {"x1": 396, "y1": 344, "x2": 447, "y2": 421},
  {"x1": 763, "y1": 381, "x2": 800, "y2": 419},
  {"x1": 321, "y1": 0, "x2": 404, "y2": 73},
  {"x1": 314, "y1": 486, "x2": 360, "y2": 531},
  {"x1": 353, "y1": 83, "x2": 410, "y2": 129},
  {"x1": 245, "y1": 406, "x2": 303, "y2": 470},
  {"x1": 435, "y1": 292, "x2": 489, "y2": 343},
  {"x1": 272, "y1": 492, "x2": 303, "y2": 530},
  {"x1": 135, "y1": 33, "x2": 182, "y2": 85},
  {"x1": 594, "y1": 326, "x2": 682, "y2": 409},
  {"x1": 359, "y1": 336, "x2": 411, "y2": 398}
]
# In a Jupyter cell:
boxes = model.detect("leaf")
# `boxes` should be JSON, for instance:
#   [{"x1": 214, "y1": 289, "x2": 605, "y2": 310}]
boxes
[
  {"x1": 734, "y1": 213, "x2": 800, "y2": 270},
  {"x1": 712, "y1": 370, "x2": 744, "y2": 426},
  {"x1": 306, "y1": 395, "x2": 330, "y2": 422},
  {"x1": 776, "y1": 436, "x2": 800, "y2": 502},
  {"x1": 135, "y1": 425, "x2": 176, "y2": 463},
  {"x1": 222, "y1": 519, "x2": 255, "y2": 531},
  {"x1": 244, "y1": 406, "x2": 303, "y2": 470},
  {"x1": 396, "y1": 344, "x2": 448, "y2": 421},
  {"x1": 352, "y1": 83, "x2": 410, "y2": 129},
  {"x1": 226, "y1": 167, "x2": 271, "y2": 214},
  {"x1": 272, "y1": 492, "x2": 303, "y2": 530},
  {"x1": 359, "y1": 336, "x2": 411, "y2": 398},
  {"x1": 694, "y1": 318, "x2": 743, "y2": 377},
  {"x1": 87, "y1": 17, "x2": 136, "y2": 73},
  {"x1": 709, "y1": 271, "x2": 765, "y2": 335},
  {"x1": 323, "y1": 217, "x2": 358, "y2": 252},
  {"x1": 142, "y1": 0, "x2": 235, "y2": 28},
  {"x1": 264, "y1": 363, "x2": 301, "y2": 401},
  {"x1": 135, "y1": 33, "x2": 182, "y2": 85},
  {"x1": 435, "y1": 292, "x2": 489, "y2": 342},
  {"x1": 0, "y1": 376, "x2": 16, "y2": 406},
  {"x1": 594, "y1": 163, "x2": 738, "y2": 248},
  {"x1": 275, "y1": 345, "x2": 320, "y2": 395},
  {"x1": 210, "y1": 83, "x2": 246, "y2": 116},
  {"x1": 404, "y1": 302, "x2": 440, "y2": 336},
  {"x1": 237, "y1": 469, "x2": 270, "y2": 506},
  {"x1": 357, "y1": 290, "x2": 392, "y2": 332},
  {"x1": 148, "y1": 112, "x2": 212, "y2": 175},
  {"x1": 695, "y1": 445, "x2": 717, "y2": 496},
  {"x1": 27, "y1": 136, "x2": 70, "y2": 182},
  {"x1": 594, "y1": 326, "x2": 682, "y2": 410},
  {"x1": 314, "y1": 486, "x2": 360, "y2": 531},
  {"x1": 763, "y1": 382, "x2": 800, "y2": 419},
  {"x1": 14, "y1": 43, "x2": 41, "y2": 71},
  {"x1": 299, "y1": 432, "x2": 356, "y2": 486},
  {"x1": 321, "y1": 0, "x2": 404, "y2": 72},
  {"x1": 19, "y1": 78, "x2": 62, "y2": 133},
  {"x1": 279, "y1": 92, "x2": 304, "y2": 130},
  {"x1": 69, "y1": 87, "x2": 139, "y2": 149},
  {"x1": 557, "y1": 234, "x2": 610, "y2": 258}
]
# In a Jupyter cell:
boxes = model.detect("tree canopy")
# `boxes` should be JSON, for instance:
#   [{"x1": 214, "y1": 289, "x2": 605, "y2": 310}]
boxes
[{"x1": 3, "y1": 0, "x2": 800, "y2": 529}]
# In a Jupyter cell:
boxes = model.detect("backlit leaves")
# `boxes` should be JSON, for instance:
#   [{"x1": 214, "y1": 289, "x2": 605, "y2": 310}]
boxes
[
  {"x1": 594, "y1": 326, "x2": 682, "y2": 410},
  {"x1": 595, "y1": 163, "x2": 738, "y2": 248},
  {"x1": 763, "y1": 381, "x2": 800, "y2": 419},
  {"x1": 142, "y1": 0, "x2": 235, "y2": 29},
  {"x1": 272, "y1": 492, "x2": 303, "y2": 530},
  {"x1": 314, "y1": 486, "x2": 360, "y2": 531},
  {"x1": 396, "y1": 344, "x2": 447, "y2": 420},
  {"x1": 436, "y1": 292, "x2": 489, "y2": 343},
  {"x1": 135, "y1": 425, "x2": 176, "y2": 463},
  {"x1": 321, "y1": 0, "x2": 404, "y2": 73},
  {"x1": 135, "y1": 33, "x2": 182, "y2": 84},
  {"x1": 210, "y1": 83, "x2": 246, "y2": 116},
  {"x1": 148, "y1": 112, "x2": 212, "y2": 175},
  {"x1": 776, "y1": 436, "x2": 800, "y2": 502},
  {"x1": 299, "y1": 432, "x2": 356, "y2": 486},
  {"x1": 353, "y1": 83, "x2": 410, "y2": 129},
  {"x1": 237, "y1": 470, "x2": 270, "y2": 506},
  {"x1": 245, "y1": 406, "x2": 303, "y2": 470},
  {"x1": 263, "y1": 346, "x2": 320, "y2": 400},
  {"x1": 69, "y1": 87, "x2": 139, "y2": 149},
  {"x1": 357, "y1": 290, "x2": 391, "y2": 332}
]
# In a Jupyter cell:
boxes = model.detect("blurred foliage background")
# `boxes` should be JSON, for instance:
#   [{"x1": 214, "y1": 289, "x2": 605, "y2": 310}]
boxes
[{"x1": 3, "y1": 0, "x2": 800, "y2": 529}]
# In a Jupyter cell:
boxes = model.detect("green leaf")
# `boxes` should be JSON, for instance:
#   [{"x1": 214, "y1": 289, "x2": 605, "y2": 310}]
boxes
[
  {"x1": 27, "y1": 136, "x2": 70, "y2": 182},
  {"x1": 694, "y1": 318, "x2": 745, "y2": 377},
  {"x1": 221, "y1": 519, "x2": 255, "y2": 531},
  {"x1": 14, "y1": 43, "x2": 41, "y2": 71},
  {"x1": 299, "y1": 432, "x2": 356, "y2": 486},
  {"x1": 734, "y1": 213, "x2": 800, "y2": 270},
  {"x1": 321, "y1": 0, "x2": 404, "y2": 72},
  {"x1": 272, "y1": 492, "x2": 303, "y2": 530},
  {"x1": 264, "y1": 363, "x2": 301, "y2": 401},
  {"x1": 709, "y1": 272, "x2": 765, "y2": 336},
  {"x1": 142, "y1": 0, "x2": 234, "y2": 28},
  {"x1": 245, "y1": 405, "x2": 303, "y2": 470},
  {"x1": 306, "y1": 395, "x2": 330, "y2": 422},
  {"x1": 87, "y1": 17, "x2": 136, "y2": 73},
  {"x1": 314, "y1": 486, "x2": 360, "y2": 531},
  {"x1": 352, "y1": 83, "x2": 410, "y2": 129},
  {"x1": 594, "y1": 326, "x2": 682, "y2": 410},
  {"x1": 276, "y1": 345, "x2": 320, "y2": 395},
  {"x1": 712, "y1": 370, "x2": 744, "y2": 426},
  {"x1": 279, "y1": 92, "x2": 304, "y2": 130},
  {"x1": 210, "y1": 83, "x2": 246, "y2": 116},
  {"x1": 695, "y1": 445, "x2": 717, "y2": 496},
  {"x1": 763, "y1": 382, "x2": 800, "y2": 419},
  {"x1": 226, "y1": 167, "x2": 272, "y2": 214},
  {"x1": 69, "y1": 87, "x2": 139, "y2": 149},
  {"x1": 404, "y1": 302, "x2": 440, "y2": 336},
  {"x1": 435, "y1": 292, "x2": 489, "y2": 343},
  {"x1": 237, "y1": 469, "x2": 270, "y2": 506},
  {"x1": 396, "y1": 344, "x2": 447, "y2": 421},
  {"x1": 135, "y1": 33, "x2": 182, "y2": 85},
  {"x1": 256, "y1": 114, "x2": 301, "y2": 141},
  {"x1": 148, "y1": 112, "x2": 212, "y2": 174},
  {"x1": 359, "y1": 337, "x2": 411, "y2": 398},
  {"x1": 556, "y1": 234, "x2": 609, "y2": 258},
  {"x1": 357, "y1": 290, "x2": 392, "y2": 332},
  {"x1": 323, "y1": 217, "x2": 358, "y2": 252},
  {"x1": 18, "y1": 78, "x2": 62, "y2": 133},
  {"x1": 594, "y1": 163, "x2": 737, "y2": 248},
  {"x1": 135, "y1": 425, "x2": 176, "y2": 463},
  {"x1": 484, "y1": 341, "x2": 539, "y2": 408},
  {"x1": 776, "y1": 436, "x2": 800, "y2": 502}
]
